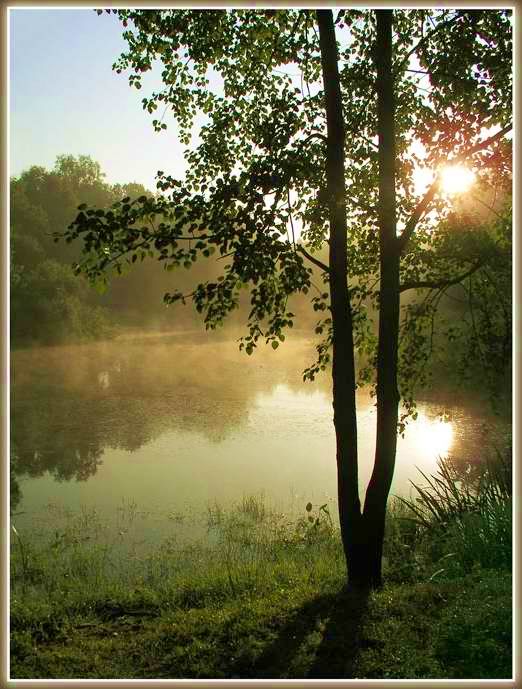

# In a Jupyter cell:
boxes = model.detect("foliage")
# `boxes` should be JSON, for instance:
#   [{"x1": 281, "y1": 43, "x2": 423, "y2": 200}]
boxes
[
  {"x1": 64, "y1": 9, "x2": 512, "y2": 402},
  {"x1": 398, "y1": 199, "x2": 512, "y2": 414},
  {"x1": 451, "y1": 206, "x2": 512, "y2": 400},
  {"x1": 11, "y1": 258, "x2": 113, "y2": 345},
  {"x1": 10, "y1": 156, "x2": 159, "y2": 345},
  {"x1": 10, "y1": 157, "x2": 113, "y2": 345}
]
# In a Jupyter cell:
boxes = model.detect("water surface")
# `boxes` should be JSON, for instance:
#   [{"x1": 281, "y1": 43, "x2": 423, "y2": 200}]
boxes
[{"x1": 11, "y1": 331, "x2": 494, "y2": 541}]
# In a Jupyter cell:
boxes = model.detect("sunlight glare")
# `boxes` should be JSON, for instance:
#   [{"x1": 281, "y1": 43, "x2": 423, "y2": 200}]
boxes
[
  {"x1": 439, "y1": 165, "x2": 475, "y2": 195},
  {"x1": 411, "y1": 415, "x2": 454, "y2": 462},
  {"x1": 412, "y1": 167, "x2": 435, "y2": 196}
]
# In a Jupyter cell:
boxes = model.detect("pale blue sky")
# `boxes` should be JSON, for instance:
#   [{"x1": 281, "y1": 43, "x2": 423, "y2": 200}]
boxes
[{"x1": 9, "y1": 8, "x2": 190, "y2": 191}]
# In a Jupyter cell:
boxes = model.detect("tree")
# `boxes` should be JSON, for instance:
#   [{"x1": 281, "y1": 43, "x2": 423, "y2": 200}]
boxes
[
  {"x1": 63, "y1": 9, "x2": 512, "y2": 588},
  {"x1": 10, "y1": 156, "x2": 123, "y2": 345}
]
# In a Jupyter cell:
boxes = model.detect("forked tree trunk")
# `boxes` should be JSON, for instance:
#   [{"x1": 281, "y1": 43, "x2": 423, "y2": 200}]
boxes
[{"x1": 317, "y1": 9, "x2": 401, "y2": 589}]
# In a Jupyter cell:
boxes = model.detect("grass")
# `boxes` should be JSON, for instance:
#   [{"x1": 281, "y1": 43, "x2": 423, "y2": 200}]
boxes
[
  {"x1": 10, "y1": 453, "x2": 512, "y2": 680},
  {"x1": 396, "y1": 449, "x2": 512, "y2": 578}
]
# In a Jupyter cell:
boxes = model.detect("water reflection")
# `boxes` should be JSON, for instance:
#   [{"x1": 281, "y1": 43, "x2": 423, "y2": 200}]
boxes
[
  {"x1": 10, "y1": 334, "x2": 492, "y2": 519},
  {"x1": 409, "y1": 416, "x2": 454, "y2": 463},
  {"x1": 10, "y1": 335, "x2": 328, "y2": 510}
]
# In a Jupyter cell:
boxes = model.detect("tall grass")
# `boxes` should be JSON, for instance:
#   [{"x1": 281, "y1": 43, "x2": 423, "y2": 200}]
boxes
[
  {"x1": 396, "y1": 450, "x2": 512, "y2": 578},
  {"x1": 10, "y1": 496, "x2": 345, "y2": 616},
  {"x1": 11, "y1": 448, "x2": 511, "y2": 610}
]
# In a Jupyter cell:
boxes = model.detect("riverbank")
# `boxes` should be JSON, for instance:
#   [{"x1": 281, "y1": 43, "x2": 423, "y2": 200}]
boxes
[{"x1": 11, "y1": 478, "x2": 512, "y2": 680}]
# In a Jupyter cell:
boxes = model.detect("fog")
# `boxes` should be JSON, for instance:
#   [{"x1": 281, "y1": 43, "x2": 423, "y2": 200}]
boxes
[{"x1": 11, "y1": 331, "x2": 499, "y2": 543}]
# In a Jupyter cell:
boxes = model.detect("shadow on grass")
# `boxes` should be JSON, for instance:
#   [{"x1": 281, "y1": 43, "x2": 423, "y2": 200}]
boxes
[{"x1": 242, "y1": 587, "x2": 371, "y2": 679}]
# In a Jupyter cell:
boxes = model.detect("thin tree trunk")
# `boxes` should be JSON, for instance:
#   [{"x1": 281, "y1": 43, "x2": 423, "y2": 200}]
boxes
[
  {"x1": 316, "y1": 9, "x2": 363, "y2": 587},
  {"x1": 361, "y1": 9, "x2": 401, "y2": 588}
]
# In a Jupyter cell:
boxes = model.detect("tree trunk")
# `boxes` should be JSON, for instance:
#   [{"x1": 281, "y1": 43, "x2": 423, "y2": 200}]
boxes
[
  {"x1": 317, "y1": 9, "x2": 401, "y2": 590},
  {"x1": 361, "y1": 9, "x2": 401, "y2": 588},
  {"x1": 316, "y1": 10, "x2": 363, "y2": 587}
]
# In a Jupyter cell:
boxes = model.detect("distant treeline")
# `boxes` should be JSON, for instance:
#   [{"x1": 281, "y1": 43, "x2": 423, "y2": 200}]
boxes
[
  {"x1": 11, "y1": 155, "x2": 147, "y2": 345},
  {"x1": 10, "y1": 155, "x2": 321, "y2": 346}
]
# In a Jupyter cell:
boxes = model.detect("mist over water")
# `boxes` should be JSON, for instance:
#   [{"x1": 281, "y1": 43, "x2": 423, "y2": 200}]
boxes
[{"x1": 11, "y1": 330, "x2": 495, "y2": 541}]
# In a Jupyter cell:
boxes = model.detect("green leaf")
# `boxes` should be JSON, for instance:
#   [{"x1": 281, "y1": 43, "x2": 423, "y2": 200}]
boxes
[{"x1": 93, "y1": 279, "x2": 108, "y2": 295}]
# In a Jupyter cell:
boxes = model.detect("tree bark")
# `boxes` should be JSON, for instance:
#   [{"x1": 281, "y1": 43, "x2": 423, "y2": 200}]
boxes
[
  {"x1": 361, "y1": 9, "x2": 401, "y2": 588},
  {"x1": 316, "y1": 10, "x2": 363, "y2": 586}
]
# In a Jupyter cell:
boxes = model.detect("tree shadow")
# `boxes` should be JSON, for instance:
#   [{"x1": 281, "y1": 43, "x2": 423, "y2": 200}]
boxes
[{"x1": 243, "y1": 586, "x2": 372, "y2": 679}]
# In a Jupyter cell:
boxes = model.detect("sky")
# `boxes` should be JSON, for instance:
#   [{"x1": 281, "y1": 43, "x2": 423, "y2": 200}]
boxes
[{"x1": 9, "y1": 8, "x2": 190, "y2": 191}]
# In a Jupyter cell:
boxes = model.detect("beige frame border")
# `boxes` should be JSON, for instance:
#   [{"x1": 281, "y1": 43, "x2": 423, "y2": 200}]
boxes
[{"x1": 1, "y1": 1, "x2": 518, "y2": 687}]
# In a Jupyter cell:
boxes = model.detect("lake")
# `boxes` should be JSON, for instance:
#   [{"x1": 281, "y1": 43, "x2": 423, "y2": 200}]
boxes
[{"x1": 10, "y1": 330, "x2": 497, "y2": 544}]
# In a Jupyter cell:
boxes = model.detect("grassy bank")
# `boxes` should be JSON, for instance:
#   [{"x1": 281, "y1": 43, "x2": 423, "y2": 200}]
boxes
[{"x1": 10, "y1": 457, "x2": 512, "y2": 679}]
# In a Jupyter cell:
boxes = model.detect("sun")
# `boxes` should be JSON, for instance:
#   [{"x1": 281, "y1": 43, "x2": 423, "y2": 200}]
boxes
[
  {"x1": 438, "y1": 165, "x2": 475, "y2": 195},
  {"x1": 412, "y1": 164, "x2": 476, "y2": 197}
]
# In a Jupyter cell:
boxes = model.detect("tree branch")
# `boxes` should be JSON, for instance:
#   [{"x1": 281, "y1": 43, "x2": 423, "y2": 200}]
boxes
[
  {"x1": 83, "y1": 239, "x2": 149, "y2": 272},
  {"x1": 396, "y1": 179, "x2": 440, "y2": 253},
  {"x1": 399, "y1": 259, "x2": 483, "y2": 293},
  {"x1": 301, "y1": 131, "x2": 328, "y2": 146},
  {"x1": 451, "y1": 123, "x2": 512, "y2": 164},
  {"x1": 470, "y1": 192, "x2": 504, "y2": 220},
  {"x1": 287, "y1": 187, "x2": 297, "y2": 250},
  {"x1": 395, "y1": 11, "x2": 459, "y2": 73},
  {"x1": 297, "y1": 244, "x2": 330, "y2": 273},
  {"x1": 173, "y1": 234, "x2": 210, "y2": 240}
]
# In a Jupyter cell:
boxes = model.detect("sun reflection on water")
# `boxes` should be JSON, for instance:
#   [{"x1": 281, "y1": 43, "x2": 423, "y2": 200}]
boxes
[{"x1": 409, "y1": 414, "x2": 454, "y2": 462}]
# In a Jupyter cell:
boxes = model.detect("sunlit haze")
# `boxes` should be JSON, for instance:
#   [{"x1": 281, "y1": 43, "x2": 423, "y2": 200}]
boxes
[
  {"x1": 409, "y1": 416, "x2": 454, "y2": 463},
  {"x1": 8, "y1": 7, "x2": 512, "y2": 679},
  {"x1": 439, "y1": 165, "x2": 476, "y2": 195},
  {"x1": 412, "y1": 164, "x2": 476, "y2": 198}
]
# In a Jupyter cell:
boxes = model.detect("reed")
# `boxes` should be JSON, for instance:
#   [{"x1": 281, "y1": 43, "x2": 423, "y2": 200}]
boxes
[{"x1": 396, "y1": 450, "x2": 512, "y2": 577}]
